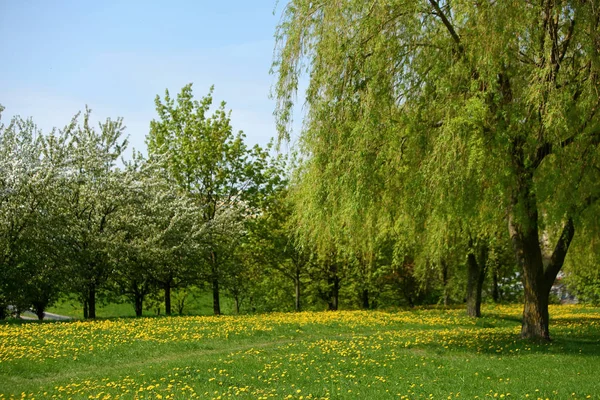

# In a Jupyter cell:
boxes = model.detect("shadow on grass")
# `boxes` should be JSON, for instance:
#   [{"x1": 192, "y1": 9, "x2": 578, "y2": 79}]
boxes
[{"x1": 413, "y1": 316, "x2": 600, "y2": 357}]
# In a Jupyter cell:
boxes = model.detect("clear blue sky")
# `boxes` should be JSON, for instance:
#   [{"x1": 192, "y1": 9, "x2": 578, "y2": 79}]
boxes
[{"x1": 0, "y1": 1, "x2": 296, "y2": 157}]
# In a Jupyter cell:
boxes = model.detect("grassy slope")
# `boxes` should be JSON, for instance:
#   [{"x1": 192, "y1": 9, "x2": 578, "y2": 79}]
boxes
[{"x1": 1, "y1": 305, "x2": 598, "y2": 399}]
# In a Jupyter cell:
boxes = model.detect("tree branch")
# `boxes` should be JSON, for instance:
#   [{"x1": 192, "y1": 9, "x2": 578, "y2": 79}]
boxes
[
  {"x1": 559, "y1": 19, "x2": 576, "y2": 64},
  {"x1": 428, "y1": 0, "x2": 463, "y2": 52},
  {"x1": 543, "y1": 217, "x2": 574, "y2": 288}
]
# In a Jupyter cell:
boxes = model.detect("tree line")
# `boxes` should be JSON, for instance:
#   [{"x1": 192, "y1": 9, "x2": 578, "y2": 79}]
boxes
[
  {"x1": 1, "y1": 79, "x2": 597, "y2": 329},
  {"x1": 0, "y1": 85, "x2": 285, "y2": 320},
  {"x1": 0, "y1": 84, "x2": 526, "y2": 321}
]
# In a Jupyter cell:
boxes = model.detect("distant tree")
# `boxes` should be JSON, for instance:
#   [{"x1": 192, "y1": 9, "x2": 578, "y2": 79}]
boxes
[
  {"x1": 0, "y1": 107, "x2": 69, "y2": 319},
  {"x1": 147, "y1": 84, "x2": 277, "y2": 315},
  {"x1": 109, "y1": 153, "x2": 205, "y2": 317},
  {"x1": 60, "y1": 108, "x2": 128, "y2": 319}
]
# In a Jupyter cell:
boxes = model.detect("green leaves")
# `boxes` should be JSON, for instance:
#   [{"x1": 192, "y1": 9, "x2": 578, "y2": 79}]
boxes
[
  {"x1": 147, "y1": 84, "x2": 286, "y2": 314},
  {"x1": 273, "y1": 0, "x2": 600, "y2": 321}
]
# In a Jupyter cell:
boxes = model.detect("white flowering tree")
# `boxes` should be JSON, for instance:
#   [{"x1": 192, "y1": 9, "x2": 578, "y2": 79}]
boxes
[
  {"x1": 58, "y1": 108, "x2": 129, "y2": 319},
  {"x1": 109, "y1": 153, "x2": 205, "y2": 316},
  {"x1": 0, "y1": 106, "x2": 71, "y2": 319}
]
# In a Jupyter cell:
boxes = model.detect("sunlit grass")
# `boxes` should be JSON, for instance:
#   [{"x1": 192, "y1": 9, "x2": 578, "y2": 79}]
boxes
[{"x1": 1, "y1": 305, "x2": 598, "y2": 399}]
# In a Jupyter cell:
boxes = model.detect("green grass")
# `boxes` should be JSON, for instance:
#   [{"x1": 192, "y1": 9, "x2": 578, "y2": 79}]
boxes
[
  {"x1": 46, "y1": 289, "x2": 236, "y2": 319},
  {"x1": 1, "y1": 304, "x2": 599, "y2": 399}
]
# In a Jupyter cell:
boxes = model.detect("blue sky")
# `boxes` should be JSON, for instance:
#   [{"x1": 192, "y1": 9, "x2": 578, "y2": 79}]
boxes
[{"x1": 0, "y1": 1, "x2": 299, "y2": 157}]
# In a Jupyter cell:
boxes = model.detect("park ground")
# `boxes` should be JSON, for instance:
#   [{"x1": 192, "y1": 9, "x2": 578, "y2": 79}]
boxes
[{"x1": 0, "y1": 304, "x2": 599, "y2": 399}]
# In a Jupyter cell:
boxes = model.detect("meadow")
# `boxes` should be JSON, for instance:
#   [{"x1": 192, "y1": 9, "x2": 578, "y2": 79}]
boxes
[{"x1": 1, "y1": 305, "x2": 599, "y2": 399}]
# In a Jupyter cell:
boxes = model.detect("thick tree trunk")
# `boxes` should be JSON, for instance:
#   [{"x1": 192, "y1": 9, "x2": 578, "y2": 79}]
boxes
[
  {"x1": 508, "y1": 167, "x2": 575, "y2": 339},
  {"x1": 294, "y1": 274, "x2": 301, "y2": 312},
  {"x1": 361, "y1": 288, "x2": 370, "y2": 309},
  {"x1": 88, "y1": 286, "x2": 96, "y2": 319},
  {"x1": 0, "y1": 305, "x2": 6, "y2": 320},
  {"x1": 509, "y1": 195, "x2": 550, "y2": 339},
  {"x1": 466, "y1": 244, "x2": 487, "y2": 318},
  {"x1": 521, "y1": 278, "x2": 550, "y2": 340},
  {"x1": 33, "y1": 302, "x2": 46, "y2": 320},
  {"x1": 521, "y1": 219, "x2": 574, "y2": 340},
  {"x1": 466, "y1": 253, "x2": 482, "y2": 317},
  {"x1": 164, "y1": 282, "x2": 171, "y2": 316}
]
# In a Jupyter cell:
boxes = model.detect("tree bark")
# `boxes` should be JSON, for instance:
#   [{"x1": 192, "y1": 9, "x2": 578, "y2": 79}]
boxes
[
  {"x1": 88, "y1": 286, "x2": 96, "y2": 319},
  {"x1": 164, "y1": 282, "x2": 172, "y2": 316},
  {"x1": 33, "y1": 302, "x2": 46, "y2": 320},
  {"x1": 134, "y1": 292, "x2": 143, "y2": 317},
  {"x1": 361, "y1": 288, "x2": 370, "y2": 309},
  {"x1": 466, "y1": 253, "x2": 481, "y2": 317},
  {"x1": 213, "y1": 276, "x2": 221, "y2": 315},
  {"x1": 508, "y1": 169, "x2": 575, "y2": 339},
  {"x1": 466, "y1": 244, "x2": 487, "y2": 317},
  {"x1": 234, "y1": 296, "x2": 240, "y2": 314},
  {"x1": 211, "y1": 252, "x2": 221, "y2": 316},
  {"x1": 83, "y1": 298, "x2": 88, "y2": 319},
  {"x1": 176, "y1": 295, "x2": 186, "y2": 315}
]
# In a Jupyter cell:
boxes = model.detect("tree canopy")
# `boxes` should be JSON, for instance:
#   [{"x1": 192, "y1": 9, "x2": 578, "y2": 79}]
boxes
[{"x1": 273, "y1": 0, "x2": 600, "y2": 339}]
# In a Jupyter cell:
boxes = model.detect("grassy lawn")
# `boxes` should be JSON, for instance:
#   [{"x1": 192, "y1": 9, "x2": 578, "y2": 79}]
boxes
[{"x1": 1, "y1": 305, "x2": 598, "y2": 399}]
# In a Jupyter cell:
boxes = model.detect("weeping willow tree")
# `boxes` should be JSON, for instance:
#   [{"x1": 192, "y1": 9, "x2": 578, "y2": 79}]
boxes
[{"x1": 274, "y1": 0, "x2": 600, "y2": 340}]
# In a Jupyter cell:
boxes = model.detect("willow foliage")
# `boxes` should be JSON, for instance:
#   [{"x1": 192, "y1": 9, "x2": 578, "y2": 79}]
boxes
[{"x1": 274, "y1": 0, "x2": 600, "y2": 338}]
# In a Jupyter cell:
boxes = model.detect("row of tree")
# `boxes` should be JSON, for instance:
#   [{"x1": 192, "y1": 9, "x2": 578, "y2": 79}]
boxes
[
  {"x1": 0, "y1": 85, "x2": 285, "y2": 319},
  {"x1": 0, "y1": 83, "x2": 528, "y2": 321}
]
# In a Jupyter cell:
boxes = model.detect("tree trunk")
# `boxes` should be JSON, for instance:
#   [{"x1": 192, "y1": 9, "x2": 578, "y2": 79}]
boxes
[
  {"x1": 294, "y1": 275, "x2": 301, "y2": 312},
  {"x1": 212, "y1": 276, "x2": 221, "y2": 316},
  {"x1": 211, "y1": 252, "x2": 221, "y2": 316},
  {"x1": 466, "y1": 252, "x2": 481, "y2": 317},
  {"x1": 508, "y1": 168, "x2": 575, "y2": 339},
  {"x1": 234, "y1": 295, "x2": 240, "y2": 314},
  {"x1": 134, "y1": 292, "x2": 143, "y2": 317},
  {"x1": 33, "y1": 302, "x2": 46, "y2": 320},
  {"x1": 176, "y1": 295, "x2": 186, "y2": 315},
  {"x1": 88, "y1": 286, "x2": 96, "y2": 319},
  {"x1": 164, "y1": 282, "x2": 171, "y2": 316},
  {"x1": 466, "y1": 244, "x2": 487, "y2": 318},
  {"x1": 361, "y1": 288, "x2": 370, "y2": 309},
  {"x1": 0, "y1": 304, "x2": 6, "y2": 320},
  {"x1": 329, "y1": 275, "x2": 339, "y2": 311}
]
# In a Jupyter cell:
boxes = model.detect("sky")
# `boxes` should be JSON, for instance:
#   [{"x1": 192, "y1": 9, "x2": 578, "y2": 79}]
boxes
[{"x1": 0, "y1": 1, "x2": 299, "y2": 158}]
